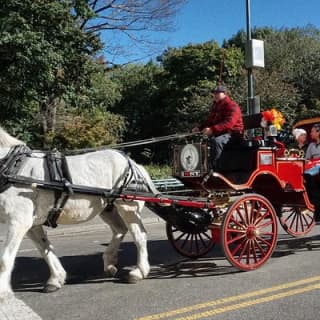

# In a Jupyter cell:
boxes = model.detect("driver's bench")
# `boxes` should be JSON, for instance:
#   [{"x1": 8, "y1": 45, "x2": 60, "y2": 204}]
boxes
[{"x1": 214, "y1": 113, "x2": 267, "y2": 184}]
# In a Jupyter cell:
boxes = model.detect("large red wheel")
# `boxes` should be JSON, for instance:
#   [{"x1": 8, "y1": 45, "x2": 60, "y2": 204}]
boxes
[
  {"x1": 221, "y1": 193, "x2": 278, "y2": 271},
  {"x1": 278, "y1": 206, "x2": 314, "y2": 237},
  {"x1": 166, "y1": 222, "x2": 215, "y2": 259}
]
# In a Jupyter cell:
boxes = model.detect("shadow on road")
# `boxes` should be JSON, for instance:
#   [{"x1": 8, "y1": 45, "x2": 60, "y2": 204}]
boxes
[{"x1": 12, "y1": 234, "x2": 320, "y2": 292}]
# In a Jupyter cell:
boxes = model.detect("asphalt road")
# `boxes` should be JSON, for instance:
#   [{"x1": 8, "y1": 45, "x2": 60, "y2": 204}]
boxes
[{"x1": 2, "y1": 216, "x2": 320, "y2": 320}]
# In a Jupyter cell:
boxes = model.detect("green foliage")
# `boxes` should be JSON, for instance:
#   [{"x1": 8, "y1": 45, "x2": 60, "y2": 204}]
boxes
[
  {"x1": 223, "y1": 27, "x2": 275, "y2": 50},
  {"x1": 53, "y1": 108, "x2": 125, "y2": 150},
  {"x1": 223, "y1": 26, "x2": 320, "y2": 122},
  {"x1": 110, "y1": 62, "x2": 163, "y2": 140},
  {"x1": 64, "y1": 62, "x2": 122, "y2": 110},
  {"x1": 157, "y1": 42, "x2": 245, "y2": 133},
  {"x1": 144, "y1": 164, "x2": 172, "y2": 179},
  {"x1": 0, "y1": 0, "x2": 102, "y2": 142}
]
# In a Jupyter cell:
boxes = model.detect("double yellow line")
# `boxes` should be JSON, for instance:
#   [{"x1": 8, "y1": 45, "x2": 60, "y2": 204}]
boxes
[{"x1": 136, "y1": 276, "x2": 320, "y2": 320}]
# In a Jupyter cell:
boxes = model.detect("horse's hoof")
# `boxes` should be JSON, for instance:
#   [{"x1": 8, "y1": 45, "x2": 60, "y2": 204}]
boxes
[
  {"x1": 105, "y1": 265, "x2": 118, "y2": 277},
  {"x1": 127, "y1": 276, "x2": 139, "y2": 284},
  {"x1": 126, "y1": 273, "x2": 142, "y2": 284},
  {"x1": 43, "y1": 284, "x2": 60, "y2": 293}
]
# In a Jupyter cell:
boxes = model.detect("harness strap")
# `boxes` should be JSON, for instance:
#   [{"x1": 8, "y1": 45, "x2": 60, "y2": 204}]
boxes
[
  {"x1": 105, "y1": 153, "x2": 134, "y2": 211},
  {"x1": 0, "y1": 145, "x2": 31, "y2": 192},
  {"x1": 44, "y1": 192, "x2": 70, "y2": 228},
  {"x1": 44, "y1": 151, "x2": 74, "y2": 228}
]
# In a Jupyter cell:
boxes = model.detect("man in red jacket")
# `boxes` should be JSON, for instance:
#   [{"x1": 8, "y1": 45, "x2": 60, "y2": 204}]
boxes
[{"x1": 192, "y1": 85, "x2": 244, "y2": 168}]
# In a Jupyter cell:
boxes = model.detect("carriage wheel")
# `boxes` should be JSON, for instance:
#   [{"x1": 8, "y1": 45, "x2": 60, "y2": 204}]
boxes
[
  {"x1": 278, "y1": 206, "x2": 314, "y2": 237},
  {"x1": 221, "y1": 193, "x2": 278, "y2": 271},
  {"x1": 166, "y1": 222, "x2": 215, "y2": 259}
]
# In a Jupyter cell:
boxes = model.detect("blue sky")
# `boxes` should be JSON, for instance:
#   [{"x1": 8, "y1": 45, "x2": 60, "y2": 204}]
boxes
[
  {"x1": 166, "y1": 0, "x2": 320, "y2": 47},
  {"x1": 108, "y1": 0, "x2": 320, "y2": 64}
]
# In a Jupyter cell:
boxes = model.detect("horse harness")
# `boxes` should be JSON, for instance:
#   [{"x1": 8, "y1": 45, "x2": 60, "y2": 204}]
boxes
[{"x1": 0, "y1": 145, "x2": 141, "y2": 228}]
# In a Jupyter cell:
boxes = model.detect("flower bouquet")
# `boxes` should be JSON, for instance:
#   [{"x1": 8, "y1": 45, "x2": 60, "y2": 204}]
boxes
[{"x1": 261, "y1": 108, "x2": 285, "y2": 137}]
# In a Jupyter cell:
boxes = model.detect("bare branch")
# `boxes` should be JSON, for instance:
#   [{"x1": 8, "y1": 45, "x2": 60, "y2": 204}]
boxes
[{"x1": 82, "y1": 0, "x2": 186, "y2": 62}]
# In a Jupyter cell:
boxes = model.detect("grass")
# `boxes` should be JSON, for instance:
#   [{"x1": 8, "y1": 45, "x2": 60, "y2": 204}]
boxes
[{"x1": 144, "y1": 164, "x2": 172, "y2": 179}]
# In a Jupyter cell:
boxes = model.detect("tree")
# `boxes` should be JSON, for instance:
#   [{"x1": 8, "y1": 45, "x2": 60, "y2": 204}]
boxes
[
  {"x1": 82, "y1": 0, "x2": 187, "y2": 64},
  {"x1": 0, "y1": 0, "x2": 187, "y2": 147},
  {"x1": 158, "y1": 42, "x2": 245, "y2": 134},
  {"x1": 223, "y1": 26, "x2": 320, "y2": 123},
  {"x1": 0, "y1": 0, "x2": 102, "y2": 146},
  {"x1": 110, "y1": 62, "x2": 162, "y2": 137}
]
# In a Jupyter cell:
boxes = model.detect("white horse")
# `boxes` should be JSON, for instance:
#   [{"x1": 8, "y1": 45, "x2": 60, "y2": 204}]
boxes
[{"x1": 0, "y1": 126, "x2": 158, "y2": 295}]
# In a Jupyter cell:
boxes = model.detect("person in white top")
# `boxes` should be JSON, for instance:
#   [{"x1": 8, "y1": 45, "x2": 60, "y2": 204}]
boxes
[{"x1": 304, "y1": 124, "x2": 320, "y2": 223}]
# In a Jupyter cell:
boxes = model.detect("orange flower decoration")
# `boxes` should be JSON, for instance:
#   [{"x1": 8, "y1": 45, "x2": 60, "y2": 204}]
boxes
[{"x1": 261, "y1": 108, "x2": 285, "y2": 130}]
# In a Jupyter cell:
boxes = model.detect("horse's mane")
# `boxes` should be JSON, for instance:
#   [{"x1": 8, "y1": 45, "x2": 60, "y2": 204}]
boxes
[{"x1": 0, "y1": 127, "x2": 25, "y2": 147}]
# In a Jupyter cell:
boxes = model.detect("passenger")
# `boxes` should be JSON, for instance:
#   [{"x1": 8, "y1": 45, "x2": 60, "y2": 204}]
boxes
[
  {"x1": 192, "y1": 85, "x2": 244, "y2": 168},
  {"x1": 305, "y1": 124, "x2": 320, "y2": 160},
  {"x1": 304, "y1": 124, "x2": 320, "y2": 224},
  {"x1": 292, "y1": 128, "x2": 308, "y2": 154}
]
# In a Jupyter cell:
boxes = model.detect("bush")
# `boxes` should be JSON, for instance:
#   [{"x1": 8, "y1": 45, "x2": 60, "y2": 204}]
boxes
[{"x1": 144, "y1": 164, "x2": 172, "y2": 179}]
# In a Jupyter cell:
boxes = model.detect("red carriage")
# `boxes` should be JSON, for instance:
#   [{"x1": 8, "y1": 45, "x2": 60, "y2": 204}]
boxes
[{"x1": 149, "y1": 114, "x2": 319, "y2": 271}]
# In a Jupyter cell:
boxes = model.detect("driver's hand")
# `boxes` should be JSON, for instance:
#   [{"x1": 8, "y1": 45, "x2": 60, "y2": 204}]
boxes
[{"x1": 202, "y1": 127, "x2": 213, "y2": 137}]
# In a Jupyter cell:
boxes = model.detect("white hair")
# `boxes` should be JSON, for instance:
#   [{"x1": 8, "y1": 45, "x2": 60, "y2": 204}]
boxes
[{"x1": 292, "y1": 128, "x2": 307, "y2": 140}]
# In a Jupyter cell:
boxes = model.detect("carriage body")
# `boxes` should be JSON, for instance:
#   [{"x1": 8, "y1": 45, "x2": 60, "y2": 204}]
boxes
[
  {"x1": 167, "y1": 117, "x2": 318, "y2": 271},
  {"x1": 172, "y1": 138, "x2": 311, "y2": 210}
]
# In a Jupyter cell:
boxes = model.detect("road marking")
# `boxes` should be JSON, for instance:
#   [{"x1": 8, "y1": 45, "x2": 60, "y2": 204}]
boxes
[
  {"x1": 135, "y1": 276, "x2": 320, "y2": 320},
  {"x1": 175, "y1": 282, "x2": 320, "y2": 320}
]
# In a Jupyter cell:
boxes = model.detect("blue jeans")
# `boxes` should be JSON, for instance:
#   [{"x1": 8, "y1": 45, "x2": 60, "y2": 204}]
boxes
[
  {"x1": 304, "y1": 164, "x2": 320, "y2": 176},
  {"x1": 209, "y1": 133, "x2": 232, "y2": 168}
]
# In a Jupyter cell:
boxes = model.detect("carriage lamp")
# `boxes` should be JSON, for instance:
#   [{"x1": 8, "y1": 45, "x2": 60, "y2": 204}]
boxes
[
  {"x1": 265, "y1": 124, "x2": 278, "y2": 137},
  {"x1": 180, "y1": 144, "x2": 200, "y2": 172}
]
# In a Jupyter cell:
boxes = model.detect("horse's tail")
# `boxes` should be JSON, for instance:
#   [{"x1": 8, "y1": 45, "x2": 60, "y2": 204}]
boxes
[{"x1": 128, "y1": 159, "x2": 160, "y2": 195}]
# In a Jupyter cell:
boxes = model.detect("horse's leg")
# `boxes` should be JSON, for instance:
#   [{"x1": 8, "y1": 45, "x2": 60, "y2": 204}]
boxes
[
  {"x1": 27, "y1": 225, "x2": 66, "y2": 293},
  {"x1": 115, "y1": 201, "x2": 150, "y2": 283},
  {"x1": 0, "y1": 219, "x2": 33, "y2": 296},
  {"x1": 100, "y1": 207, "x2": 128, "y2": 277}
]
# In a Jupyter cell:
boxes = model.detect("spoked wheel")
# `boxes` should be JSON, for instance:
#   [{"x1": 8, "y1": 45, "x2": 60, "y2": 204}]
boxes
[
  {"x1": 221, "y1": 193, "x2": 278, "y2": 271},
  {"x1": 277, "y1": 206, "x2": 315, "y2": 236},
  {"x1": 166, "y1": 222, "x2": 215, "y2": 258}
]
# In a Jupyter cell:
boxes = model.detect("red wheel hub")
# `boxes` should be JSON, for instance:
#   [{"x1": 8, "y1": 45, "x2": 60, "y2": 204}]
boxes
[{"x1": 246, "y1": 225, "x2": 257, "y2": 239}]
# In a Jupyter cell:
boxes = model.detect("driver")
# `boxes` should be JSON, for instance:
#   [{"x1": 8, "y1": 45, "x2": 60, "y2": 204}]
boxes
[{"x1": 192, "y1": 85, "x2": 244, "y2": 168}]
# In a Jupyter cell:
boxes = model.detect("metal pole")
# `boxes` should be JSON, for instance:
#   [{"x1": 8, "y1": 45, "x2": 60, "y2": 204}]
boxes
[{"x1": 246, "y1": 0, "x2": 254, "y2": 114}]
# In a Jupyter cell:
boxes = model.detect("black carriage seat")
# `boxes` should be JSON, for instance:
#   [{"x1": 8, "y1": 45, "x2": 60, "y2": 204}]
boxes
[
  {"x1": 213, "y1": 112, "x2": 264, "y2": 184},
  {"x1": 214, "y1": 139, "x2": 261, "y2": 184}
]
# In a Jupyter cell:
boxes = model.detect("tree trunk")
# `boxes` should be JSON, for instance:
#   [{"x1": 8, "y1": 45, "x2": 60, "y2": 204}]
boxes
[{"x1": 40, "y1": 96, "x2": 58, "y2": 149}]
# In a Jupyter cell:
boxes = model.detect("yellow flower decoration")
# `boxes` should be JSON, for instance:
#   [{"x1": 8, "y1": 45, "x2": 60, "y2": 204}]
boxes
[{"x1": 261, "y1": 108, "x2": 285, "y2": 130}]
